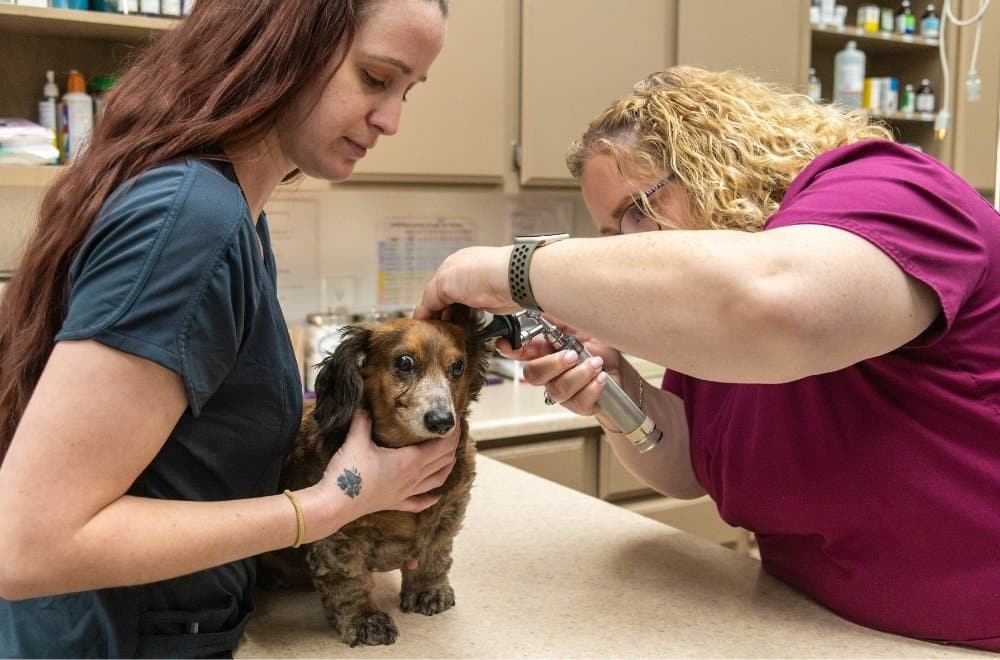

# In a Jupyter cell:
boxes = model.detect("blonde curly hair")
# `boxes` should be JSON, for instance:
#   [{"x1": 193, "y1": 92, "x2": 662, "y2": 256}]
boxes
[{"x1": 566, "y1": 66, "x2": 894, "y2": 232}]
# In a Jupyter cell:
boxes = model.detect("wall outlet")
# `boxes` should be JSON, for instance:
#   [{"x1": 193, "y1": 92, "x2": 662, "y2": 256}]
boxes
[{"x1": 322, "y1": 277, "x2": 355, "y2": 313}]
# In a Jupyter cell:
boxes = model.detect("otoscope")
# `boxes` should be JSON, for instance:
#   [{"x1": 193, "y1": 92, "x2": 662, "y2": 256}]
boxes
[{"x1": 477, "y1": 310, "x2": 662, "y2": 453}]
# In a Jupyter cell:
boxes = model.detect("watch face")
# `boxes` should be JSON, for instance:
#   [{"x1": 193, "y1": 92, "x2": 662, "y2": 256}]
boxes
[{"x1": 514, "y1": 232, "x2": 570, "y2": 244}]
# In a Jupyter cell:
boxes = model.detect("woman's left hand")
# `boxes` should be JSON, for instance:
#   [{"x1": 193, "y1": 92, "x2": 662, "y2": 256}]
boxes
[
  {"x1": 414, "y1": 246, "x2": 516, "y2": 320},
  {"x1": 510, "y1": 319, "x2": 625, "y2": 422}
]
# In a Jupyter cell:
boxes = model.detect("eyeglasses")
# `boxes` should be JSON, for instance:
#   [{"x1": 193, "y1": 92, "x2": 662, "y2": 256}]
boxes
[{"x1": 619, "y1": 176, "x2": 671, "y2": 235}]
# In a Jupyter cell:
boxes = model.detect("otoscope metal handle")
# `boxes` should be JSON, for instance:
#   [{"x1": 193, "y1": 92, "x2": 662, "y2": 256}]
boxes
[{"x1": 522, "y1": 312, "x2": 661, "y2": 453}]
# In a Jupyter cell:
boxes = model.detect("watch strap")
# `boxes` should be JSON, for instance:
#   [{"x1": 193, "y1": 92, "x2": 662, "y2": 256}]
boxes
[{"x1": 509, "y1": 241, "x2": 543, "y2": 311}]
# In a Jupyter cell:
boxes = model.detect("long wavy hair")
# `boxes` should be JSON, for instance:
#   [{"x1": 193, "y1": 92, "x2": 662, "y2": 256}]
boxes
[
  {"x1": 0, "y1": 0, "x2": 449, "y2": 459},
  {"x1": 566, "y1": 65, "x2": 894, "y2": 232}
]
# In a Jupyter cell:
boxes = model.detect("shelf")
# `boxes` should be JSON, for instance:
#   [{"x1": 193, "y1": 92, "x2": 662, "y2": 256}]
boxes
[
  {"x1": 872, "y1": 110, "x2": 936, "y2": 123},
  {"x1": 811, "y1": 24, "x2": 939, "y2": 54},
  {"x1": 0, "y1": 164, "x2": 62, "y2": 187},
  {"x1": 0, "y1": 4, "x2": 175, "y2": 42}
]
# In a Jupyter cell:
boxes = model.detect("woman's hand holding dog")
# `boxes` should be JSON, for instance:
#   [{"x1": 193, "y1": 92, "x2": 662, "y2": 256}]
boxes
[{"x1": 298, "y1": 411, "x2": 459, "y2": 543}]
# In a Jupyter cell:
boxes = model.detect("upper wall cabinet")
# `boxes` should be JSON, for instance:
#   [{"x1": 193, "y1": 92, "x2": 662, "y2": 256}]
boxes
[
  {"x1": 676, "y1": 0, "x2": 808, "y2": 90},
  {"x1": 951, "y1": 0, "x2": 998, "y2": 192},
  {"x1": 518, "y1": 0, "x2": 675, "y2": 186},
  {"x1": 352, "y1": 0, "x2": 512, "y2": 184}
]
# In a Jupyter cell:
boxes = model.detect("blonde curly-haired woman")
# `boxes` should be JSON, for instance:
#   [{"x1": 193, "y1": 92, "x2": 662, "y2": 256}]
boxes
[{"x1": 418, "y1": 66, "x2": 1000, "y2": 651}]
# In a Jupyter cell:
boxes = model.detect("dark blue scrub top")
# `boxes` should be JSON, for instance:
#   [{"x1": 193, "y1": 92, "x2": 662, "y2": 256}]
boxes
[{"x1": 0, "y1": 159, "x2": 303, "y2": 658}]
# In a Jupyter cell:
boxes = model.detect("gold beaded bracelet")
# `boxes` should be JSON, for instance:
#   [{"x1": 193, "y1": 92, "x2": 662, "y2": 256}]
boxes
[{"x1": 283, "y1": 489, "x2": 305, "y2": 549}]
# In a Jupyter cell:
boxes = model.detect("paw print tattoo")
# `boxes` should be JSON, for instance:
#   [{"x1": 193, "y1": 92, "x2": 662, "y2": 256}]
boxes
[{"x1": 337, "y1": 467, "x2": 362, "y2": 499}]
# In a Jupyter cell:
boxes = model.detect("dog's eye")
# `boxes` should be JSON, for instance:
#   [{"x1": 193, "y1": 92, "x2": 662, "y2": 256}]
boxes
[
  {"x1": 450, "y1": 360, "x2": 465, "y2": 378},
  {"x1": 394, "y1": 354, "x2": 416, "y2": 372}
]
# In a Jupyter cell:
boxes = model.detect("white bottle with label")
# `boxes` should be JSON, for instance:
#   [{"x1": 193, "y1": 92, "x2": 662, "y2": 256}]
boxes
[
  {"x1": 161, "y1": 0, "x2": 181, "y2": 16},
  {"x1": 807, "y1": 67, "x2": 822, "y2": 102},
  {"x1": 60, "y1": 70, "x2": 94, "y2": 163},
  {"x1": 37, "y1": 70, "x2": 59, "y2": 148},
  {"x1": 833, "y1": 40, "x2": 866, "y2": 109},
  {"x1": 139, "y1": 0, "x2": 160, "y2": 15}
]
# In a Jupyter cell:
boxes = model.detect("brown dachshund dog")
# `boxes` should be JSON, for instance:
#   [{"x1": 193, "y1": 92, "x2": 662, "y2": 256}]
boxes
[{"x1": 259, "y1": 305, "x2": 489, "y2": 646}]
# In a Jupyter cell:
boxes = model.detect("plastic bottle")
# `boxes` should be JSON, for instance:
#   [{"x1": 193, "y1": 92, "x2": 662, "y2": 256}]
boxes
[
  {"x1": 833, "y1": 40, "x2": 865, "y2": 109},
  {"x1": 160, "y1": 0, "x2": 181, "y2": 16},
  {"x1": 920, "y1": 4, "x2": 940, "y2": 38},
  {"x1": 895, "y1": 0, "x2": 916, "y2": 34},
  {"x1": 119, "y1": 0, "x2": 139, "y2": 13},
  {"x1": 139, "y1": 0, "x2": 161, "y2": 15},
  {"x1": 901, "y1": 83, "x2": 916, "y2": 113},
  {"x1": 59, "y1": 70, "x2": 93, "y2": 163},
  {"x1": 90, "y1": 74, "x2": 117, "y2": 126},
  {"x1": 807, "y1": 67, "x2": 823, "y2": 102},
  {"x1": 915, "y1": 78, "x2": 935, "y2": 113},
  {"x1": 37, "y1": 70, "x2": 59, "y2": 148}
]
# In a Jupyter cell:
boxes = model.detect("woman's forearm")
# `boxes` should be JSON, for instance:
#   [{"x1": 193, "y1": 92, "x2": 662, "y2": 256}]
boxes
[{"x1": 0, "y1": 485, "x2": 344, "y2": 601}]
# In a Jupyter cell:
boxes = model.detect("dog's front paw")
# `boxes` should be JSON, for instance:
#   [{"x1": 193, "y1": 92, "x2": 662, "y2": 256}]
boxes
[
  {"x1": 342, "y1": 610, "x2": 398, "y2": 647},
  {"x1": 399, "y1": 584, "x2": 455, "y2": 615}
]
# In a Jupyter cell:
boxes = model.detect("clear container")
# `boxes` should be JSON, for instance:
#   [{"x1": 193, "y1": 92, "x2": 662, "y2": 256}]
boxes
[
  {"x1": 895, "y1": 0, "x2": 916, "y2": 34},
  {"x1": 303, "y1": 312, "x2": 350, "y2": 393},
  {"x1": 807, "y1": 67, "x2": 822, "y2": 102},
  {"x1": 915, "y1": 78, "x2": 935, "y2": 113},
  {"x1": 833, "y1": 40, "x2": 865, "y2": 109},
  {"x1": 920, "y1": 4, "x2": 940, "y2": 38}
]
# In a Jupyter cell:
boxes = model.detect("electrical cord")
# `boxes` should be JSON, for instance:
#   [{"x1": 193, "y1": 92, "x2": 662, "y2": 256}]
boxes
[{"x1": 936, "y1": 0, "x2": 992, "y2": 140}]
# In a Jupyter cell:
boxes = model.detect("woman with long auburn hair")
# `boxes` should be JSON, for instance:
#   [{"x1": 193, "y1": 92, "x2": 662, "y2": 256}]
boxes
[
  {"x1": 0, "y1": 0, "x2": 452, "y2": 656},
  {"x1": 416, "y1": 66, "x2": 1000, "y2": 650}
]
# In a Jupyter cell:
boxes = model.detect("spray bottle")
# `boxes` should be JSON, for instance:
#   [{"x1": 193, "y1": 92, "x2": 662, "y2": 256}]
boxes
[{"x1": 37, "y1": 70, "x2": 59, "y2": 149}]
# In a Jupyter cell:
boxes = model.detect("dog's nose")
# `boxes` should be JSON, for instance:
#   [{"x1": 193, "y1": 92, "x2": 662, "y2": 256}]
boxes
[{"x1": 423, "y1": 409, "x2": 455, "y2": 435}]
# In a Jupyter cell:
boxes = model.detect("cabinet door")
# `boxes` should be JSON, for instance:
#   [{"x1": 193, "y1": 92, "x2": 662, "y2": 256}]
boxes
[
  {"x1": 519, "y1": 0, "x2": 674, "y2": 186},
  {"x1": 481, "y1": 435, "x2": 598, "y2": 496},
  {"x1": 598, "y1": 436, "x2": 652, "y2": 501},
  {"x1": 952, "y1": 0, "x2": 999, "y2": 192},
  {"x1": 352, "y1": 0, "x2": 511, "y2": 183},
  {"x1": 677, "y1": 0, "x2": 808, "y2": 90}
]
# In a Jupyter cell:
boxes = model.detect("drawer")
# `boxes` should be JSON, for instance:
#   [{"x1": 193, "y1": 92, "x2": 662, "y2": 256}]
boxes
[
  {"x1": 598, "y1": 437, "x2": 652, "y2": 501},
  {"x1": 481, "y1": 435, "x2": 598, "y2": 496},
  {"x1": 622, "y1": 495, "x2": 744, "y2": 547}
]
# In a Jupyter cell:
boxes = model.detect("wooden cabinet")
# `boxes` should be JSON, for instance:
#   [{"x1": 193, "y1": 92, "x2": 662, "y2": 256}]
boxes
[
  {"x1": 676, "y1": 0, "x2": 808, "y2": 90},
  {"x1": 480, "y1": 434, "x2": 599, "y2": 496},
  {"x1": 351, "y1": 0, "x2": 512, "y2": 183},
  {"x1": 477, "y1": 424, "x2": 746, "y2": 550},
  {"x1": 0, "y1": 3, "x2": 511, "y2": 186},
  {"x1": 518, "y1": 0, "x2": 675, "y2": 186},
  {"x1": 951, "y1": 0, "x2": 999, "y2": 192}
]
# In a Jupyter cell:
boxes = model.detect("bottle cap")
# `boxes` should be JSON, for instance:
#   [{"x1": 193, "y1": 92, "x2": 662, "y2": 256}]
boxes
[
  {"x1": 43, "y1": 70, "x2": 59, "y2": 98},
  {"x1": 90, "y1": 74, "x2": 117, "y2": 92},
  {"x1": 66, "y1": 70, "x2": 87, "y2": 94}
]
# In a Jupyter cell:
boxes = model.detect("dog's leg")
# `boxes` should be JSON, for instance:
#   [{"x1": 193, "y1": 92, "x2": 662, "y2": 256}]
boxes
[
  {"x1": 306, "y1": 537, "x2": 398, "y2": 646},
  {"x1": 400, "y1": 541, "x2": 456, "y2": 616}
]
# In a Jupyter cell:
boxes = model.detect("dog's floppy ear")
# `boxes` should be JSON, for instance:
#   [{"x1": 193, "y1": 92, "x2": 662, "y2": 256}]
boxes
[
  {"x1": 445, "y1": 303, "x2": 491, "y2": 400},
  {"x1": 313, "y1": 324, "x2": 371, "y2": 439}
]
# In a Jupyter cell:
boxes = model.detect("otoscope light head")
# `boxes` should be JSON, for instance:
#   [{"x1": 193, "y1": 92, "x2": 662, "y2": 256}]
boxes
[{"x1": 473, "y1": 313, "x2": 522, "y2": 349}]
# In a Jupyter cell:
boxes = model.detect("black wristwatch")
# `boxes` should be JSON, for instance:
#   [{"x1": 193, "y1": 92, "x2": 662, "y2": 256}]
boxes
[{"x1": 508, "y1": 233, "x2": 568, "y2": 311}]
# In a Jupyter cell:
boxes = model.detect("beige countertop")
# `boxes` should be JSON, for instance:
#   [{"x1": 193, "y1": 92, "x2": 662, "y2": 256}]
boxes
[
  {"x1": 237, "y1": 457, "x2": 985, "y2": 658},
  {"x1": 467, "y1": 379, "x2": 597, "y2": 441}
]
